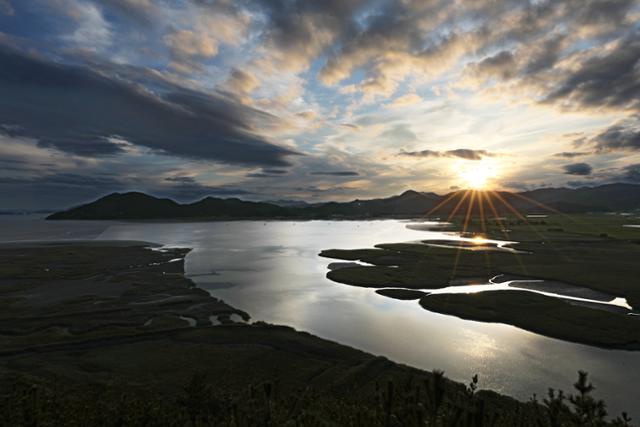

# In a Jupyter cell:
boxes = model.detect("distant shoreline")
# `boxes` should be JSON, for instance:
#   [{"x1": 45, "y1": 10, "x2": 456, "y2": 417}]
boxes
[{"x1": 45, "y1": 184, "x2": 640, "y2": 220}]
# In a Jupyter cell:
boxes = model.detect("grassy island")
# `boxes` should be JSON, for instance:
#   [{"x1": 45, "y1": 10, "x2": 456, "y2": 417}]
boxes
[{"x1": 321, "y1": 214, "x2": 640, "y2": 351}]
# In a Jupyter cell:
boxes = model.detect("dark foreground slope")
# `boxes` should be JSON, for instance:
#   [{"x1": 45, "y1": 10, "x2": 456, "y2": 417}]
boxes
[
  {"x1": 0, "y1": 243, "x2": 632, "y2": 426},
  {"x1": 47, "y1": 183, "x2": 640, "y2": 220}
]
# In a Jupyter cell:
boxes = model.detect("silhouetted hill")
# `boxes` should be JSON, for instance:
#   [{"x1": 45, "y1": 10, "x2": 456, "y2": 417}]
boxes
[
  {"x1": 295, "y1": 190, "x2": 442, "y2": 218},
  {"x1": 47, "y1": 184, "x2": 640, "y2": 220},
  {"x1": 518, "y1": 184, "x2": 640, "y2": 212},
  {"x1": 46, "y1": 192, "x2": 292, "y2": 220}
]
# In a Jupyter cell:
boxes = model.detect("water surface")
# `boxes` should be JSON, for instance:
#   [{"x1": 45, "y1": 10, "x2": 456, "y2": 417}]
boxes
[{"x1": 1, "y1": 217, "x2": 639, "y2": 418}]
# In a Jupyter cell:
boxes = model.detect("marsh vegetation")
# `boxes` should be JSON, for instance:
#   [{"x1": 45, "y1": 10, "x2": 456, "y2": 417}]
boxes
[{"x1": 321, "y1": 214, "x2": 640, "y2": 350}]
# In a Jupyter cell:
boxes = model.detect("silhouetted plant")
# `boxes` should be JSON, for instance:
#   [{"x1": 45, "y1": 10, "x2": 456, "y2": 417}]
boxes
[
  {"x1": 0, "y1": 371, "x2": 634, "y2": 426},
  {"x1": 569, "y1": 371, "x2": 607, "y2": 426},
  {"x1": 612, "y1": 412, "x2": 633, "y2": 427},
  {"x1": 543, "y1": 388, "x2": 568, "y2": 427}
]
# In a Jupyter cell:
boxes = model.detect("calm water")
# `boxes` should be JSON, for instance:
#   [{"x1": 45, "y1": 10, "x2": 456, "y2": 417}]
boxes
[{"x1": 1, "y1": 216, "x2": 639, "y2": 418}]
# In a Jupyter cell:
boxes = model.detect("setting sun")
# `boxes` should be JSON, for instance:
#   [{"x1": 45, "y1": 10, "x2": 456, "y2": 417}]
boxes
[
  {"x1": 458, "y1": 161, "x2": 500, "y2": 189},
  {"x1": 2, "y1": 1, "x2": 639, "y2": 423}
]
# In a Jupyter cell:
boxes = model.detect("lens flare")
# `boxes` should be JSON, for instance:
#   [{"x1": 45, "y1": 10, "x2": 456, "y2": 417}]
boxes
[{"x1": 457, "y1": 160, "x2": 499, "y2": 189}]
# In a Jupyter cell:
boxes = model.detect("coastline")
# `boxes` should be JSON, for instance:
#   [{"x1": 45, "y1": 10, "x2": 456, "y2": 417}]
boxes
[
  {"x1": 0, "y1": 240, "x2": 635, "y2": 425},
  {"x1": 0, "y1": 241, "x2": 456, "y2": 386}
]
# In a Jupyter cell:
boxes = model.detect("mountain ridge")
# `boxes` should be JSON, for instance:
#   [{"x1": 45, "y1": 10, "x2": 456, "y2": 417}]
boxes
[{"x1": 47, "y1": 183, "x2": 640, "y2": 220}]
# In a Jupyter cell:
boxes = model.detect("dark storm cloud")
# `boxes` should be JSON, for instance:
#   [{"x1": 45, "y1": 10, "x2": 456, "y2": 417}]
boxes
[
  {"x1": 563, "y1": 163, "x2": 593, "y2": 176},
  {"x1": 310, "y1": 171, "x2": 360, "y2": 176},
  {"x1": 399, "y1": 149, "x2": 496, "y2": 161},
  {"x1": 523, "y1": 36, "x2": 566, "y2": 75},
  {"x1": 315, "y1": 0, "x2": 633, "y2": 93},
  {"x1": 248, "y1": 0, "x2": 363, "y2": 69},
  {"x1": 0, "y1": 46, "x2": 297, "y2": 166},
  {"x1": 542, "y1": 31, "x2": 640, "y2": 112},
  {"x1": 590, "y1": 123, "x2": 640, "y2": 152}
]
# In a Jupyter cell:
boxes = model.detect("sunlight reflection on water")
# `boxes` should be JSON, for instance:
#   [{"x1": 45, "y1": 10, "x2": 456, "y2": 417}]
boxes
[{"x1": 1, "y1": 217, "x2": 639, "y2": 418}]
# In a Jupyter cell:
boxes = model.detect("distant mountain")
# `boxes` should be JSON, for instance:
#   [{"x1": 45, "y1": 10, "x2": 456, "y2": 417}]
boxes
[
  {"x1": 518, "y1": 184, "x2": 640, "y2": 212},
  {"x1": 434, "y1": 184, "x2": 640, "y2": 216},
  {"x1": 47, "y1": 184, "x2": 640, "y2": 220},
  {"x1": 46, "y1": 192, "x2": 292, "y2": 220},
  {"x1": 294, "y1": 190, "x2": 443, "y2": 218},
  {"x1": 264, "y1": 199, "x2": 311, "y2": 208}
]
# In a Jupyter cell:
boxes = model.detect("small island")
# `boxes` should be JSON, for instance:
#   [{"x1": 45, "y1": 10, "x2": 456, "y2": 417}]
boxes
[{"x1": 321, "y1": 213, "x2": 640, "y2": 351}]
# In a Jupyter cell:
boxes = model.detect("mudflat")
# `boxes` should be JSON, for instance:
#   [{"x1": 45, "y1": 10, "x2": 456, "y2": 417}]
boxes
[{"x1": 0, "y1": 241, "x2": 632, "y2": 425}]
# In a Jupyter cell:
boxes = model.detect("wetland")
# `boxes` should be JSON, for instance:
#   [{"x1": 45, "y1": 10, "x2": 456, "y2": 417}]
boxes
[{"x1": 1, "y1": 214, "x2": 639, "y2": 420}]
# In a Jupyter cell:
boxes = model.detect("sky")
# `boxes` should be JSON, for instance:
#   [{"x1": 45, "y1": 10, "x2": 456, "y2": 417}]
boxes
[{"x1": 1, "y1": 0, "x2": 639, "y2": 209}]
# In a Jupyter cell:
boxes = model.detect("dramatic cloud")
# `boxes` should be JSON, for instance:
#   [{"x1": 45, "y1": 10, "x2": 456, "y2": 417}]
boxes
[
  {"x1": 399, "y1": 149, "x2": 497, "y2": 161},
  {"x1": 542, "y1": 31, "x2": 640, "y2": 113},
  {"x1": 250, "y1": 0, "x2": 362, "y2": 72},
  {"x1": 591, "y1": 122, "x2": 640, "y2": 153},
  {"x1": 0, "y1": 46, "x2": 297, "y2": 166},
  {"x1": 2, "y1": 0, "x2": 640, "y2": 209},
  {"x1": 563, "y1": 163, "x2": 593, "y2": 176}
]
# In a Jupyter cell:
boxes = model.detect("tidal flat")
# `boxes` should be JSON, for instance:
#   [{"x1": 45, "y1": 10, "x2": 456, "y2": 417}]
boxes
[
  {"x1": 0, "y1": 241, "x2": 534, "y2": 425},
  {"x1": 321, "y1": 214, "x2": 640, "y2": 350},
  {"x1": 0, "y1": 237, "x2": 637, "y2": 424}
]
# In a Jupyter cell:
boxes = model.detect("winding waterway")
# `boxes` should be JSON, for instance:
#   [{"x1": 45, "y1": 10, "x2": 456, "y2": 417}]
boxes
[{"x1": 1, "y1": 216, "x2": 639, "y2": 418}]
